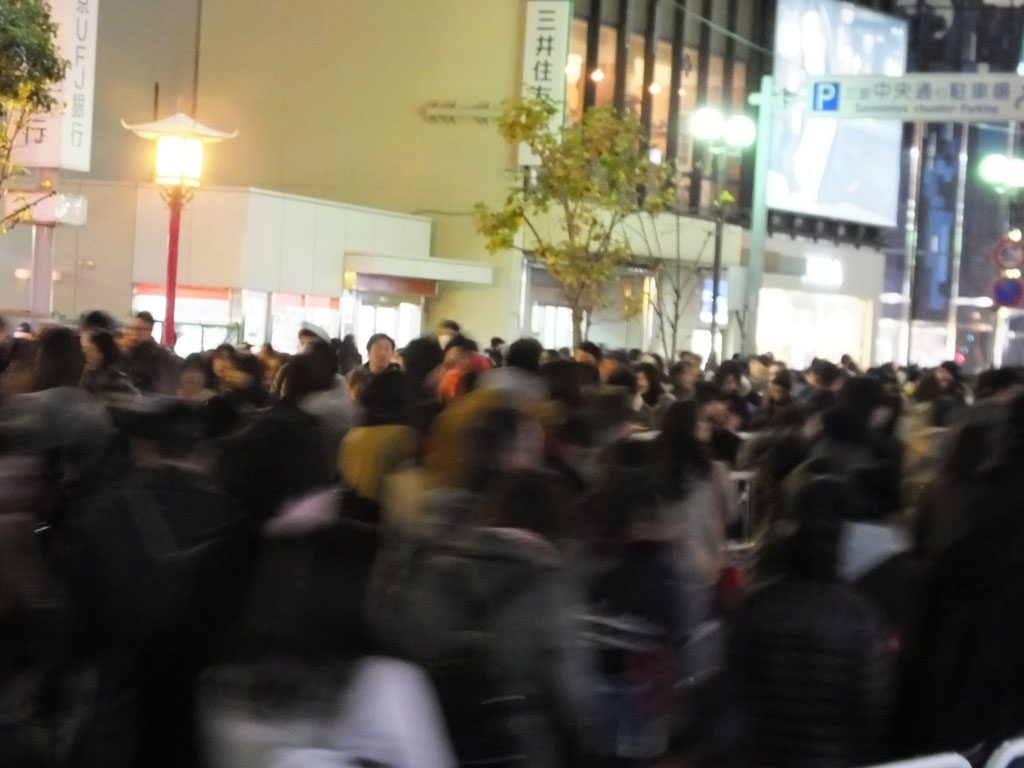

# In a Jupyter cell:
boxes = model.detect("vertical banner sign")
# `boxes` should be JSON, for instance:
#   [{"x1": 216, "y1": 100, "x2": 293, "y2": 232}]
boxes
[
  {"x1": 12, "y1": 0, "x2": 98, "y2": 172},
  {"x1": 518, "y1": 0, "x2": 571, "y2": 166}
]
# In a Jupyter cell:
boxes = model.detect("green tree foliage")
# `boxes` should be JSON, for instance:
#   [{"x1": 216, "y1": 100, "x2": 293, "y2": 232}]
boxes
[
  {"x1": 0, "y1": 0, "x2": 67, "y2": 232},
  {"x1": 475, "y1": 99, "x2": 673, "y2": 347}
]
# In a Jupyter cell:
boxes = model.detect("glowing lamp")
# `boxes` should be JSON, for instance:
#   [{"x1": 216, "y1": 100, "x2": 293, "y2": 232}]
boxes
[{"x1": 155, "y1": 135, "x2": 204, "y2": 188}]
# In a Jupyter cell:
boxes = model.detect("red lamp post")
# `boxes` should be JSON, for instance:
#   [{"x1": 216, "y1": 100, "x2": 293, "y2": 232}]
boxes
[{"x1": 123, "y1": 113, "x2": 236, "y2": 348}]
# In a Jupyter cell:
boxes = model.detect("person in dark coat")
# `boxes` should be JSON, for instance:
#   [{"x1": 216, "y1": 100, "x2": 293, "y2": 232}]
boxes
[
  {"x1": 900, "y1": 394, "x2": 1024, "y2": 760},
  {"x1": 728, "y1": 477, "x2": 893, "y2": 768}
]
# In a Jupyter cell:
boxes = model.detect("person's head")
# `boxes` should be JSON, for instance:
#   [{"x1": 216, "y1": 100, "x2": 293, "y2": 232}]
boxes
[
  {"x1": 301, "y1": 338, "x2": 340, "y2": 392},
  {"x1": 435, "y1": 319, "x2": 461, "y2": 348},
  {"x1": 542, "y1": 359, "x2": 585, "y2": 410},
  {"x1": 359, "y1": 369, "x2": 413, "y2": 426},
  {"x1": 635, "y1": 362, "x2": 665, "y2": 405},
  {"x1": 80, "y1": 310, "x2": 115, "y2": 333},
  {"x1": 789, "y1": 477, "x2": 857, "y2": 581},
  {"x1": 210, "y1": 344, "x2": 238, "y2": 383},
  {"x1": 347, "y1": 367, "x2": 371, "y2": 402},
  {"x1": 605, "y1": 365, "x2": 638, "y2": 396},
  {"x1": 365, "y1": 333, "x2": 396, "y2": 373},
  {"x1": 715, "y1": 361, "x2": 743, "y2": 395},
  {"x1": 0, "y1": 338, "x2": 35, "y2": 395},
  {"x1": 913, "y1": 371, "x2": 944, "y2": 404},
  {"x1": 588, "y1": 461, "x2": 661, "y2": 545},
  {"x1": 479, "y1": 468, "x2": 571, "y2": 540},
  {"x1": 748, "y1": 354, "x2": 772, "y2": 385},
  {"x1": 32, "y1": 326, "x2": 85, "y2": 391},
  {"x1": 975, "y1": 367, "x2": 1024, "y2": 403},
  {"x1": 81, "y1": 328, "x2": 121, "y2": 373},
  {"x1": 124, "y1": 311, "x2": 155, "y2": 348},
  {"x1": 179, "y1": 353, "x2": 212, "y2": 395},
  {"x1": 574, "y1": 341, "x2": 602, "y2": 368},
  {"x1": 443, "y1": 334, "x2": 478, "y2": 371},
  {"x1": 465, "y1": 406, "x2": 542, "y2": 492},
  {"x1": 768, "y1": 370, "x2": 793, "y2": 404},
  {"x1": 400, "y1": 336, "x2": 444, "y2": 389},
  {"x1": 653, "y1": 399, "x2": 712, "y2": 502},
  {"x1": 277, "y1": 354, "x2": 321, "y2": 403},
  {"x1": 506, "y1": 337, "x2": 544, "y2": 374}
]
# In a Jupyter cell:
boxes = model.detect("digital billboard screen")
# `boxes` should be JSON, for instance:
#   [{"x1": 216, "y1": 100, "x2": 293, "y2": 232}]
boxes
[{"x1": 770, "y1": 0, "x2": 908, "y2": 227}]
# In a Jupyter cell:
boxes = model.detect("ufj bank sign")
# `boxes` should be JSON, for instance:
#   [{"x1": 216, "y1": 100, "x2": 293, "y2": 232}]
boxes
[{"x1": 809, "y1": 74, "x2": 1024, "y2": 123}]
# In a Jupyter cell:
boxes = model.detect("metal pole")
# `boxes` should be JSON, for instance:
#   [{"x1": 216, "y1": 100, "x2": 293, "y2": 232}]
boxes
[
  {"x1": 945, "y1": 124, "x2": 970, "y2": 361},
  {"x1": 28, "y1": 169, "x2": 58, "y2": 321},
  {"x1": 743, "y1": 74, "x2": 774, "y2": 356},
  {"x1": 163, "y1": 186, "x2": 184, "y2": 348},
  {"x1": 903, "y1": 123, "x2": 925, "y2": 365},
  {"x1": 709, "y1": 151, "x2": 726, "y2": 368}
]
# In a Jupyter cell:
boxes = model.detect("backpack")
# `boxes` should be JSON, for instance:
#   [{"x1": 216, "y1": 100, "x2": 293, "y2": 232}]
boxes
[{"x1": 422, "y1": 557, "x2": 540, "y2": 768}]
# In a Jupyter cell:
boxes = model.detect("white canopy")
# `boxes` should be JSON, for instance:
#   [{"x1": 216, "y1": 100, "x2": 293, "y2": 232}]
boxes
[{"x1": 121, "y1": 112, "x2": 237, "y2": 142}]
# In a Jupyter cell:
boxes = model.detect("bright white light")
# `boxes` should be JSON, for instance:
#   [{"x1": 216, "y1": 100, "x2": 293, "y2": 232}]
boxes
[
  {"x1": 1007, "y1": 269, "x2": 1022, "y2": 280},
  {"x1": 648, "y1": 147, "x2": 663, "y2": 165},
  {"x1": 14, "y1": 268, "x2": 30, "y2": 280},
  {"x1": 565, "y1": 54, "x2": 583, "y2": 83},
  {"x1": 722, "y1": 114, "x2": 756, "y2": 149},
  {"x1": 1010, "y1": 228, "x2": 1022, "y2": 243},
  {"x1": 1017, "y1": 61, "x2": 1024, "y2": 76},
  {"x1": 803, "y1": 256, "x2": 844, "y2": 288},
  {"x1": 648, "y1": 82, "x2": 662, "y2": 95},
  {"x1": 691, "y1": 106, "x2": 724, "y2": 142},
  {"x1": 590, "y1": 68, "x2": 605, "y2": 83},
  {"x1": 880, "y1": 292, "x2": 905, "y2": 305}
]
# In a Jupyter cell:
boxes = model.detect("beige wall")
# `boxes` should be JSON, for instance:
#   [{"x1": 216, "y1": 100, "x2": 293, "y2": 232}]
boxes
[{"x1": 195, "y1": 0, "x2": 529, "y2": 341}]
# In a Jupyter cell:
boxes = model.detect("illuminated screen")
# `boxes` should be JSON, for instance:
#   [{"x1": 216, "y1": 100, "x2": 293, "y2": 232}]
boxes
[{"x1": 770, "y1": 0, "x2": 908, "y2": 227}]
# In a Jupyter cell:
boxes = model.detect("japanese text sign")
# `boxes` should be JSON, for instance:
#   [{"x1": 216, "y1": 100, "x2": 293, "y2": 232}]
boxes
[
  {"x1": 808, "y1": 74, "x2": 1024, "y2": 123},
  {"x1": 13, "y1": 0, "x2": 98, "y2": 172},
  {"x1": 519, "y1": 0, "x2": 571, "y2": 166}
]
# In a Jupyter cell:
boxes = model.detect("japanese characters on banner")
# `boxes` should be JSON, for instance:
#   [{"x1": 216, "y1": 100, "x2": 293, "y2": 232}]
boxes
[
  {"x1": 808, "y1": 73, "x2": 1024, "y2": 123},
  {"x1": 518, "y1": 0, "x2": 571, "y2": 166},
  {"x1": 12, "y1": 0, "x2": 98, "y2": 172}
]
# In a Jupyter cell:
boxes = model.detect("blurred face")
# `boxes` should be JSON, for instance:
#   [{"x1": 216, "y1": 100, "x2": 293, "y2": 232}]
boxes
[
  {"x1": 769, "y1": 382, "x2": 788, "y2": 403},
  {"x1": 124, "y1": 319, "x2": 152, "y2": 348},
  {"x1": 180, "y1": 367, "x2": 205, "y2": 395},
  {"x1": 444, "y1": 346, "x2": 469, "y2": 372},
  {"x1": 696, "y1": 407, "x2": 714, "y2": 443},
  {"x1": 934, "y1": 367, "x2": 954, "y2": 390},
  {"x1": 749, "y1": 360, "x2": 768, "y2": 384},
  {"x1": 720, "y1": 374, "x2": 739, "y2": 395},
  {"x1": 211, "y1": 354, "x2": 233, "y2": 381},
  {"x1": 636, "y1": 371, "x2": 650, "y2": 396},
  {"x1": 368, "y1": 339, "x2": 395, "y2": 373},
  {"x1": 681, "y1": 362, "x2": 700, "y2": 388},
  {"x1": 80, "y1": 333, "x2": 102, "y2": 372},
  {"x1": 574, "y1": 349, "x2": 597, "y2": 367}
]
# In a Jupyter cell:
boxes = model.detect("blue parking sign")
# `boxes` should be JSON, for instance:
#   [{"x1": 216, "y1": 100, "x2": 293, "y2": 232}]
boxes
[{"x1": 812, "y1": 82, "x2": 840, "y2": 112}]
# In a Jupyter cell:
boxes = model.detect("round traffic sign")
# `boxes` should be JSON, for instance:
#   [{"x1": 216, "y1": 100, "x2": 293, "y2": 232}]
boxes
[
  {"x1": 992, "y1": 238, "x2": 1024, "y2": 270},
  {"x1": 993, "y1": 277, "x2": 1024, "y2": 308}
]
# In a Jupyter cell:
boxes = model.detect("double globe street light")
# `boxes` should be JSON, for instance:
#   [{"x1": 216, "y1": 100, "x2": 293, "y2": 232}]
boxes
[{"x1": 690, "y1": 106, "x2": 757, "y2": 367}]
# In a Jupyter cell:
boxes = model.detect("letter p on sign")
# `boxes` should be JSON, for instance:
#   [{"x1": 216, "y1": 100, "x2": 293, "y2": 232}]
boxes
[{"x1": 812, "y1": 82, "x2": 840, "y2": 112}]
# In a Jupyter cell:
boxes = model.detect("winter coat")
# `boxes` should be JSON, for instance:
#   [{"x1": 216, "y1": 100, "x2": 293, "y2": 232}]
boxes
[
  {"x1": 367, "y1": 505, "x2": 605, "y2": 767},
  {"x1": 728, "y1": 577, "x2": 893, "y2": 768}
]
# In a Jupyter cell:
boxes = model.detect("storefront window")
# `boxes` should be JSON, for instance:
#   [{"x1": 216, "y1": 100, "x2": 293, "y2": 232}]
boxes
[
  {"x1": 594, "y1": 25, "x2": 617, "y2": 107},
  {"x1": 566, "y1": 20, "x2": 588, "y2": 123},
  {"x1": 133, "y1": 284, "x2": 233, "y2": 357},
  {"x1": 242, "y1": 290, "x2": 268, "y2": 347},
  {"x1": 531, "y1": 303, "x2": 575, "y2": 351}
]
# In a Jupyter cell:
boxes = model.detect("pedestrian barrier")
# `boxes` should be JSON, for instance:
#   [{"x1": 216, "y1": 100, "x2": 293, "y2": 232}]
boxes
[
  {"x1": 985, "y1": 737, "x2": 1024, "y2": 768},
  {"x1": 862, "y1": 755, "x2": 971, "y2": 768}
]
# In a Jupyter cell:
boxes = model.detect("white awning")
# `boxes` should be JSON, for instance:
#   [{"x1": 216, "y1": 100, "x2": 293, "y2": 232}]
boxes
[{"x1": 344, "y1": 253, "x2": 493, "y2": 285}]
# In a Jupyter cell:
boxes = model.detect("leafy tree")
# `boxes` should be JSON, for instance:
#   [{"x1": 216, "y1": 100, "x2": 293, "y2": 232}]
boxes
[
  {"x1": 0, "y1": 0, "x2": 67, "y2": 233},
  {"x1": 475, "y1": 99, "x2": 672, "y2": 348}
]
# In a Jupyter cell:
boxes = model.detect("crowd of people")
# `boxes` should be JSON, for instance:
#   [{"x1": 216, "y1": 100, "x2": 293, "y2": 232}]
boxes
[{"x1": 1, "y1": 308, "x2": 1023, "y2": 768}]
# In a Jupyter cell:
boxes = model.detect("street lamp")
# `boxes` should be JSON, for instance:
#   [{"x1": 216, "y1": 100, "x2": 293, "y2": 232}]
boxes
[
  {"x1": 691, "y1": 107, "x2": 756, "y2": 367},
  {"x1": 123, "y1": 112, "x2": 236, "y2": 348},
  {"x1": 979, "y1": 153, "x2": 1024, "y2": 195}
]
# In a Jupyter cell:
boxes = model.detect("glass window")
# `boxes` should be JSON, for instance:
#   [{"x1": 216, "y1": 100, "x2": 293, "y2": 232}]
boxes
[
  {"x1": 270, "y1": 293, "x2": 306, "y2": 353},
  {"x1": 625, "y1": 32, "x2": 645, "y2": 115},
  {"x1": 566, "y1": 19, "x2": 587, "y2": 123},
  {"x1": 648, "y1": 38, "x2": 673, "y2": 157},
  {"x1": 594, "y1": 25, "x2": 617, "y2": 107},
  {"x1": 242, "y1": 290, "x2": 269, "y2": 347},
  {"x1": 531, "y1": 303, "x2": 575, "y2": 350}
]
